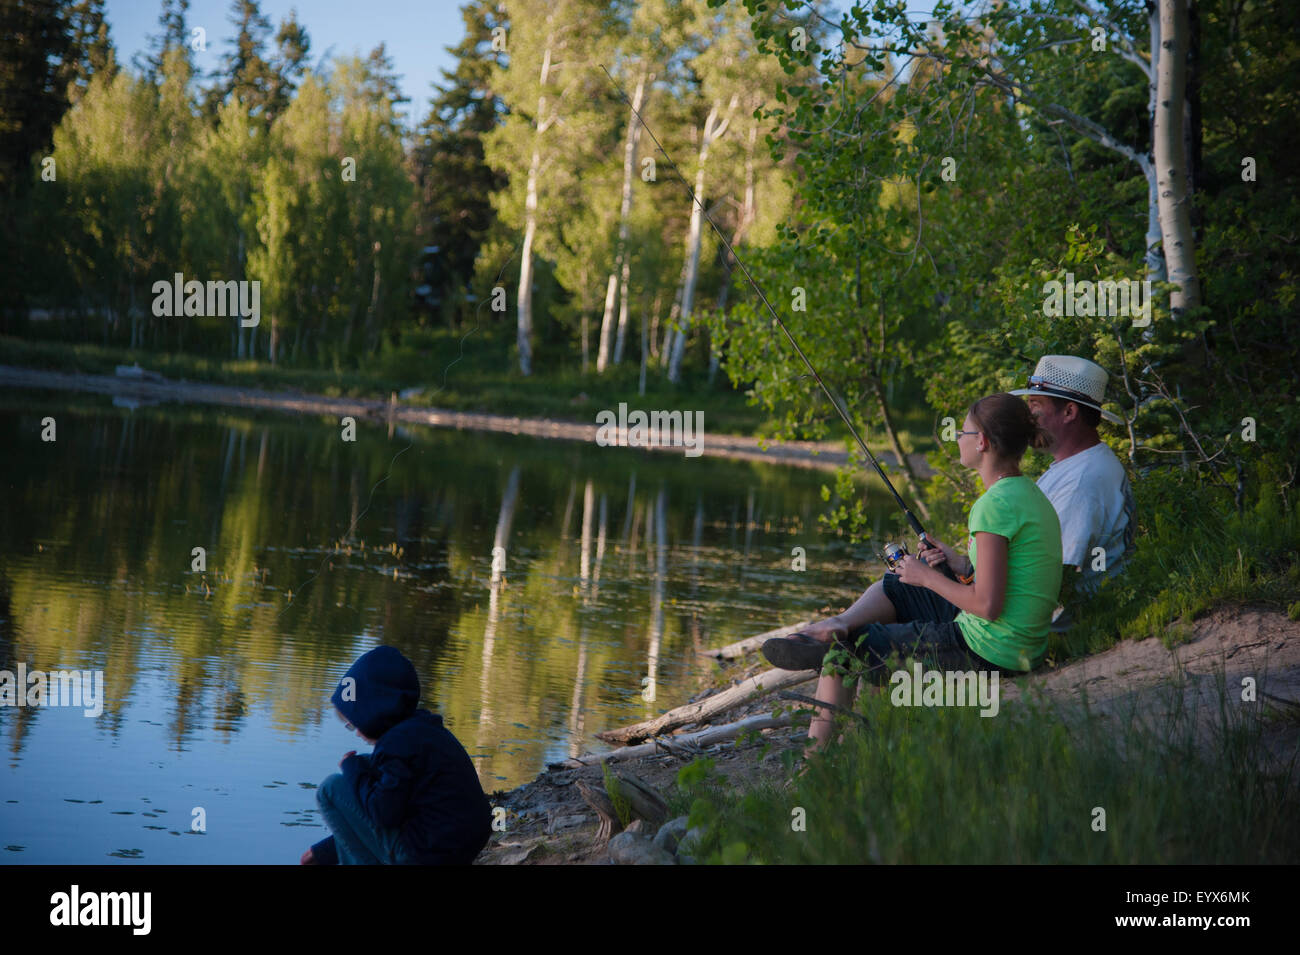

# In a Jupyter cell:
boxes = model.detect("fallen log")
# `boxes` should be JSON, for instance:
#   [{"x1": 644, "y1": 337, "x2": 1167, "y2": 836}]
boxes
[
  {"x1": 610, "y1": 771, "x2": 669, "y2": 827},
  {"x1": 597, "y1": 667, "x2": 815, "y2": 744},
  {"x1": 702, "y1": 620, "x2": 814, "y2": 661},
  {"x1": 565, "y1": 712, "x2": 794, "y2": 768}
]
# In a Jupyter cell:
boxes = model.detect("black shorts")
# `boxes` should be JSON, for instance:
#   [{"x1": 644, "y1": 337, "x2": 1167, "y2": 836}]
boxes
[{"x1": 836, "y1": 573, "x2": 1017, "y2": 681}]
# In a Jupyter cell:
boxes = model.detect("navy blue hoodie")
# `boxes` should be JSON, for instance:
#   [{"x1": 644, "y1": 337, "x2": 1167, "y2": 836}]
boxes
[{"x1": 311, "y1": 645, "x2": 492, "y2": 865}]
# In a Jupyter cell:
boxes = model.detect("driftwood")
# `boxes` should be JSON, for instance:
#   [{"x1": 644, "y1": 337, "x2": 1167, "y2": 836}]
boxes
[
  {"x1": 575, "y1": 772, "x2": 669, "y2": 844},
  {"x1": 702, "y1": 620, "x2": 814, "y2": 661},
  {"x1": 576, "y1": 780, "x2": 619, "y2": 843},
  {"x1": 597, "y1": 668, "x2": 814, "y2": 744},
  {"x1": 611, "y1": 772, "x2": 669, "y2": 827},
  {"x1": 565, "y1": 712, "x2": 794, "y2": 768}
]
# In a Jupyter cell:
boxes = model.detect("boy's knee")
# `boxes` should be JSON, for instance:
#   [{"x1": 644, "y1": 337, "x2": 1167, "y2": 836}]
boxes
[{"x1": 317, "y1": 773, "x2": 347, "y2": 810}]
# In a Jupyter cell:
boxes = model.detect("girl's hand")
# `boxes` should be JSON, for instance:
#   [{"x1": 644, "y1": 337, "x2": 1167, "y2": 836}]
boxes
[
  {"x1": 895, "y1": 554, "x2": 936, "y2": 588},
  {"x1": 300, "y1": 848, "x2": 316, "y2": 865},
  {"x1": 919, "y1": 534, "x2": 973, "y2": 579},
  {"x1": 917, "y1": 536, "x2": 948, "y2": 568}
]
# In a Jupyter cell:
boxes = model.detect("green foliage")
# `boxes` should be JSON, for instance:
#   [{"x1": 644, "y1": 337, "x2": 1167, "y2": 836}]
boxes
[
  {"x1": 3, "y1": 0, "x2": 1298, "y2": 557},
  {"x1": 711, "y1": 0, "x2": 1299, "y2": 553},
  {"x1": 1052, "y1": 465, "x2": 1300, "y2": 660}
]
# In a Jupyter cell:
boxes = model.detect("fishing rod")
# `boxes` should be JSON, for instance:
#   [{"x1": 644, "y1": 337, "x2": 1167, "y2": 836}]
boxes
[{"x1": 599, "y1": 66, "x2": 961, "y2": 581}]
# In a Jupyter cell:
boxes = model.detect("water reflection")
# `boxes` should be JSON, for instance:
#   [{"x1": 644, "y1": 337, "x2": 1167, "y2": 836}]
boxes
[{"x1": 0, "y1": 393, "x2": 892, "y2": 861}]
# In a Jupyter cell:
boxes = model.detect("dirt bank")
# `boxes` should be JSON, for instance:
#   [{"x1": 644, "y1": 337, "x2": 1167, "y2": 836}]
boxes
[{"x1": 477, "y1": 604, "x2": 1300, "y2": 864}]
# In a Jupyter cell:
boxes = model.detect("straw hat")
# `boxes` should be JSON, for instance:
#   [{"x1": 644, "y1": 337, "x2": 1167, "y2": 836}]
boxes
[{"x1": 1009, "y1": 355, "x2": 1123, "y2": 424}]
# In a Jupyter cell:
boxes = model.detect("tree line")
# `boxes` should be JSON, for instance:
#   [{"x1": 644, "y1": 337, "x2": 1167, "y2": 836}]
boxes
[{"x1": 0, "y1": 0, "x2": 828, "y2": 381}]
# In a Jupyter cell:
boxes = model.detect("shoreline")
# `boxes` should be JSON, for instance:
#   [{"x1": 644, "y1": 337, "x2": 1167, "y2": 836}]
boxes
[
  {"x1": 477, "y1": 604, "x2": 1300, "y2": 864},
  {"x1": 0, "y1": 363, "x2": 935, "y2": 474}
]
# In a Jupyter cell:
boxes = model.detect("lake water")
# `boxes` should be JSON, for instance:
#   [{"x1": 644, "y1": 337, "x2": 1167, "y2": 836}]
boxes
[{"x1": 0, "y1": 391, "x2": 895, "y2": 863}]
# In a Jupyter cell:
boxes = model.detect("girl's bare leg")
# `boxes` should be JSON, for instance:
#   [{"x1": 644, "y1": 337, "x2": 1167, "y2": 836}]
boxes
[
  {"x1": 808, "y1": 672, "x2": 853, "y2": 749},
  {"x1": 802, "y1": 577, "x2": 894, "y2": 750},
  {"x1": 807, "y1": 578, "x2": 897, "y2": 642}
]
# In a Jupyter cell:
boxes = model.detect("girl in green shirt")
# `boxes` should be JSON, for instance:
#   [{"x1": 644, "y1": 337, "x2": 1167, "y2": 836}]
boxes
[{"x1": 762, "y1": 393, "x2": 1063, "y2": 750}]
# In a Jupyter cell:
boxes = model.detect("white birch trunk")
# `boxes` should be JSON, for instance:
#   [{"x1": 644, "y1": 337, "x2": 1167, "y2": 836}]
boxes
[
  {"x1": 1144, "y1": 5, "x2": 1167, "y2": 282},
  {"x1": 517, "y1": 153, "x2": 539, "y2": 376},
  {"x1": 613, "y1": 251, "x2": 634, "y2": 364},
  {"x1": 666, "y1": 94, "x2": 738, "y2": 384},
  {"x1": 597, "y1": 71, "x2": 647, "y2": 372},
  {"x1": 516, "y1": 31, "x2": 556, "y2": 377},
  {"x1": 1153, "y1": 0, "x2": 1200, "y2": 312}
]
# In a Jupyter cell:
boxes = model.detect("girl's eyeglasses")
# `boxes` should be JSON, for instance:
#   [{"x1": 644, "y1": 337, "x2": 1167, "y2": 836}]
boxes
[{"x1": 954, "y1": 430, "x2": 980, "y2": 439}]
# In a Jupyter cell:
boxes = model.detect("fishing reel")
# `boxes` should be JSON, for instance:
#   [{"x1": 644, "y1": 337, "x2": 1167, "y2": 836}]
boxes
[
  {"x1": 879, "y1": 537, "x2": 969, "y2": 583},
  {"x1": 879, "y1": 541, "x2": 909, "y2": 572}
]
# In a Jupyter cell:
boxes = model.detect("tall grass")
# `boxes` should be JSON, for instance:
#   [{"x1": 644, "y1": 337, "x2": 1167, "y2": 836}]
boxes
[
  {"x1": 679, "y1": 670, "x2": 1300, "y2": 864},
  {"x1": 678, "y1": 472, "x2": 1300, "y2": 864}
]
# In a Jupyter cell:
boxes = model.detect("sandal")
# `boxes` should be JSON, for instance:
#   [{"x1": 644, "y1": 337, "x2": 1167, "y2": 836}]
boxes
[{"x1": 761, "y1": 632, "x2": 832, "y2": 671}]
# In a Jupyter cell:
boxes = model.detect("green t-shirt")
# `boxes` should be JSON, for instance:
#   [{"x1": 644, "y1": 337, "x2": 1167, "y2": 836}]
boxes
[{"x1": 956, "y1": 476, "x2": 1063, "y2": 671}]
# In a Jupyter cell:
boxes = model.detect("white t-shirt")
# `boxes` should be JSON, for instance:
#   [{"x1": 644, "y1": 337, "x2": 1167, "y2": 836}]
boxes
[{"x1": 1035, "y1": 441, "x2": 1135, "y2": 594}]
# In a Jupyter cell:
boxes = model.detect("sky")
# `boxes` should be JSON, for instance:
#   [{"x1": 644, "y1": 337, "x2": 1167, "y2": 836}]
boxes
[{"x1": 104, "y1": 0, "x2": 469, "y2": 126}]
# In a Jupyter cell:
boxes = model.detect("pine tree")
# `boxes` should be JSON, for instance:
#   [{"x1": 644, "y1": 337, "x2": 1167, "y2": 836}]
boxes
[
  {"x1": 138, "y1": 0, "x2": 192, "y2": 83},
  {"x1": 0, "y1": 0, "x2": 75, "y2": 193},
  {"x1": 64, "y1": 0, "x2": 117, "y2": 105},
  {"x1": 412, "y1": 0, "x2": 507, "y2": 317},
  {"x1": 202, "y1": 0, "x2": 277, "y2": 124}
]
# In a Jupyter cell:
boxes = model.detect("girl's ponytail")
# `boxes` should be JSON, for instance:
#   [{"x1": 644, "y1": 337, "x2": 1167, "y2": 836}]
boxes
[{"x1": 969, "y1": 393, "x2": 1045, "y2": 460}]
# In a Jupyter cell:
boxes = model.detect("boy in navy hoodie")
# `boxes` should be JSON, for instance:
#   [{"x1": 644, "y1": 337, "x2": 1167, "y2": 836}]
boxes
[{"x1": 301, "y1": 645, "x2": 492, "y2": 865}]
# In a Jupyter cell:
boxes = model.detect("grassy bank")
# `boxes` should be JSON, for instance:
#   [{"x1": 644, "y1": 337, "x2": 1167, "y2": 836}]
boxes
[
  {"x1": 1050, "y1": 466, "x2": 1300, "y2": 659},
  {"x1": 678, "y1": 472, "x2": 1300, "y2": 864},
  {"x1": 0, "y1": 331, "x2": 934, "y2": 448},
  {"x1": 676, "y1": 674, "x2": 1299, "y2": 864}
]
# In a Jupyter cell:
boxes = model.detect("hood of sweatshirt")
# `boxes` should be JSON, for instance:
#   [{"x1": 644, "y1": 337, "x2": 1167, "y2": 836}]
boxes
[{"x1": 330, "y1": 645, "x2": 420, "y2": 741}]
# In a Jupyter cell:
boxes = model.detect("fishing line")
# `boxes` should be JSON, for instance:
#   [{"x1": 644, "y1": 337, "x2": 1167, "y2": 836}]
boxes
[{"x1": 599, "y1": 64, "x2": 944, "y2": 557}]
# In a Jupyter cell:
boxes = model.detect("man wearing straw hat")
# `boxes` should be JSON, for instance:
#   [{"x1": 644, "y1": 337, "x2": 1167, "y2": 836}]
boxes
[
  {"x1": 1010, "y1": 355, "x2": 1135, "y2": 601},
  {"x1": 761, "y1": 353, "x2": 1135, "y2": 674}
]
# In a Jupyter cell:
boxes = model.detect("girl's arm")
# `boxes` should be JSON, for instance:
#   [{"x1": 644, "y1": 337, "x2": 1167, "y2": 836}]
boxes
[{"x1": 897, "y1": 531, "x2": 1008, "y2": 620}]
